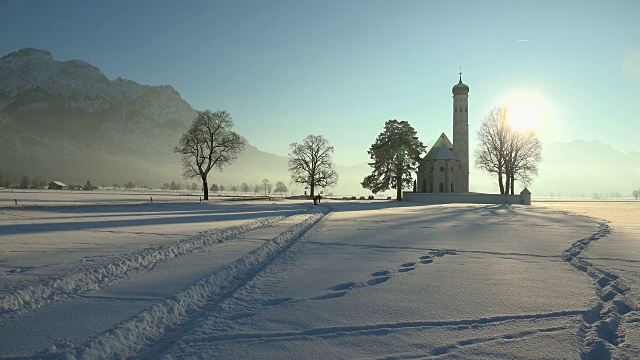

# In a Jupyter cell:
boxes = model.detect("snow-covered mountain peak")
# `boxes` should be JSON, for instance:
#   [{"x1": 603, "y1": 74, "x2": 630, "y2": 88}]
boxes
[
  {"x1": 0, "y1": 48, "x2": 196, "y2": 119},
  {"x1": 0, "y1": 47, "x2": 55, "y2": 61}
]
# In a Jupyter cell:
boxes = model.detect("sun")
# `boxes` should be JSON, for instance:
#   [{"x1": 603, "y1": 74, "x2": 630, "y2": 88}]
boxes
[{"x1": 504, "y1": 95, "x2": 545, "y2": 132}]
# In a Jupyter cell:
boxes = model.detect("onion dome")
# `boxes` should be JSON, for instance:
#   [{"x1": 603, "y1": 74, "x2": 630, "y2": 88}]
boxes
[{"x1": 452, "y1": 73, "x2": 469, "y2": 95}]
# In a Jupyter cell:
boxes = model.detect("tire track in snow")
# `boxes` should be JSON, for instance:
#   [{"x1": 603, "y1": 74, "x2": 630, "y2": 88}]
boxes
[
  {"x1": 562, "y1": 221, "x2": 639, "y2": 359},
  {"x1": 380, "y1": 325, "x2": 574, "y2": 359},
  {"x1": 61, "y1": 212, "x2": 326, "y2": 360},
  {"x1": 0, "y1": 215, "x2": 290, "y2": 318},
  {"x1": 175, "y1": 310, "x2": 583, "y2": 345}
]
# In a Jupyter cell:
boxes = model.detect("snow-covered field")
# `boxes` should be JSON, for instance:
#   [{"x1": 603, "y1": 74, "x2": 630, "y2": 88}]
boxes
[{"x1": 1, "y1": 191, "x2": 638, "y2": 359}]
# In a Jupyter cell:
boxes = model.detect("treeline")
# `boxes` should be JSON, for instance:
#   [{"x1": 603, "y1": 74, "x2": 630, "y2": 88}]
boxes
[
  {"x1": 156, "y1": 179, "x2": 291, "y2": 195},
  {"x1": 541, "y1": 190, "x2": 640, "y2": 200},
  {"x1": 0, "y1": 170, "x2": 48, "y2": 189}
]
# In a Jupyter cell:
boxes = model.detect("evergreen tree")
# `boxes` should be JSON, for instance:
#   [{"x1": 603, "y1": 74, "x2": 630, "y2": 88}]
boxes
[{"x1": 362, "y1": 120, "x2": 425, "y2": 201}]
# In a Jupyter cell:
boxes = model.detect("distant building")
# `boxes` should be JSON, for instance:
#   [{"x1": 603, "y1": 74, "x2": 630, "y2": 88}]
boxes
[
  {"x1": 48, "y1": 181, "x2": 68, "y2": 190},
  {"x1": 407, "y1": 72, "x2": 532, "y2": 205},
  {"x1": 416, "y1": 73, "x2": 470, "y2": 193}
]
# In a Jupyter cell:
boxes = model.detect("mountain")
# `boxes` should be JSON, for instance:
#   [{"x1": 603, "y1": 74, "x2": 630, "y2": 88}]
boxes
[
  {"x1": 470, "y1": 139, "x2": 640, "y2": 198},
  {"x1": 0, "y1": 48, "x2": 372, "y2": 195},
  {"x1": 0, "y1": 48, "x2": 199, "y2": 186},
  {"x1": 532, "y1": 139, "x2": 640, "y2": 197}
]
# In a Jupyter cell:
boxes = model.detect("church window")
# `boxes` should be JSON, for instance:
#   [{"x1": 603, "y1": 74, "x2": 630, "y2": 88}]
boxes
[
  {"x1": 451, "y1": 183, "x2": 454, "y2": 192},
  {"x1": 460, "y1": 107, "x2": 463, "y2": 113},
  {"x1": 454, "y1": 107, "x2": 457, "y2": 113},
  {"x1": 439, "y1": 166, "x2": 445, "y2": 172},
  {"x1": 439, "y1": 183, "x2": 444, "y2": 192}
]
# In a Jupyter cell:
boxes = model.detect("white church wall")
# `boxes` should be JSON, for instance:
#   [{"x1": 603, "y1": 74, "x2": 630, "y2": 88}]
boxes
[{"x1": 403, "y1": 191, "x2": 531, "y2": 205}]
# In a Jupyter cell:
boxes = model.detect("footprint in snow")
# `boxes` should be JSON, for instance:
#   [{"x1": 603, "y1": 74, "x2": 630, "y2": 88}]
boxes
[
  {"x1": 429, "y1": 250, "x2": 457, "y2": 257},
  {"x1": 371, "y1": 270, "x2": 390, "y2": 277},
  {"x1": 310, "y1": 292, "x2": 347, "y2": 301},
  {"x1": 398, "y1": 267, "x2": 416, "y2": 273},
  {"x1": 261, "y1": 297, "x2": 292, "y2": 306},
  {"x1": 367, "y1": 276, "x2": 391, "y2": 286},
  {"x1": 401, "y1": 262, "x2": 416, "y2": 267},
  {"x1": 328, "y1": 282, "x2": 355, "y2": 291}
]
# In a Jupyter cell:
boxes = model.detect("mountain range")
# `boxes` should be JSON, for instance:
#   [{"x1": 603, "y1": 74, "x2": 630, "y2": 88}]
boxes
[
  {"x1": 1, "y1": 48, "x2": 638, "y2": 197},
  {"x1": 0, "y1": 48, "x2": 370, "y2": 194}
]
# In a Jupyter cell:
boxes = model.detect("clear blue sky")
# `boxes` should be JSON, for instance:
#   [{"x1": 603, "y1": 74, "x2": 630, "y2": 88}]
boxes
[{"x1": 1, "y1": 0, "x2": 639, "y2": 166}]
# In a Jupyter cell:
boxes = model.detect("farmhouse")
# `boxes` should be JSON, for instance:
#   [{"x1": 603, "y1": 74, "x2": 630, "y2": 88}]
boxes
[{"x1": 48, "y1": 181, "x2": 68, "y2": 190}]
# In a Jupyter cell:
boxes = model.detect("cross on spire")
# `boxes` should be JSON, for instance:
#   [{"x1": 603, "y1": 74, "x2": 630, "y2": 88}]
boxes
[{"x1": 459, "y1": 66, "x2": 462, "y2": 82}]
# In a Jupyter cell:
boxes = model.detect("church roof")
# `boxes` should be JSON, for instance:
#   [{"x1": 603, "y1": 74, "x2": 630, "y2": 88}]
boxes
[
  {"x1": 435, "y1": 132, "x2": 453, "y2": 149},
  {"x1": 424, "y1": 134, "x2": 459, "y2": 161},
  {"x1": 452, "y1": 73, "x2": 469, "y2": 95}
]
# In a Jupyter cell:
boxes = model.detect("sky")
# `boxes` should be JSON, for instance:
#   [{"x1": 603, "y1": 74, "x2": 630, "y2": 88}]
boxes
[{"x1": 1, "y1": 0, "x2": 639, "y2": 167}]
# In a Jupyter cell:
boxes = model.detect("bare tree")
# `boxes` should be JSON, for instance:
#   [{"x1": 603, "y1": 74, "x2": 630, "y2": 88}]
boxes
[
  {"x1": 288, "y1": 135, "x2": 338, "y2": 199},
  {"x1": 274, "y1": 181, "x2": 287, "y2": 195},
  {"x1": 19, "y1": 175, "x2": 30, "y2": 189},
  {"x1": 261, "y1": 179, "x2": 271, "y2": 195},
  {"x1": 633, "y1": 189, "x2": 640, "y2": 200},
  {"x1": 505, "y1": 129, "x2": 542, "y2": 194},
  {"x1": 475, "y1": 107, "x2": 542, "y2": 194},
  {"x1": 475, "y1": 107, "x2": 510, "y2": 194},
  {"x1": 174, "y1": 110, "x2": 245, "y2": 200},
  {"x1": 241, "y1": 182, "x2": 250, "y2": 193}
]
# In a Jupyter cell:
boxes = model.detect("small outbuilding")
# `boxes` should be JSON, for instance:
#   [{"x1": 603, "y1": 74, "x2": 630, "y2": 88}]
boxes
[{"x1": 48, "y1": 181, "x2": 68, "y2": 190}]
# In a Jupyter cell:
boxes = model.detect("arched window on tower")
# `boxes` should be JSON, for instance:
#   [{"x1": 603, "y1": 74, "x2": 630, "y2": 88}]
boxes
[{"x1": 454, "y1": 107, "x2": 457, "y2": 113}]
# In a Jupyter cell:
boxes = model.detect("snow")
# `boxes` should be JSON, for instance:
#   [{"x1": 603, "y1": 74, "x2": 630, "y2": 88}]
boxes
[{"x1": 1, "y1": 192, "x2": 639, "y2": 359}]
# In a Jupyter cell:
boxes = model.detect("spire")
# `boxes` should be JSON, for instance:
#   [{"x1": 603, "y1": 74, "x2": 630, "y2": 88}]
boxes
[{"x1": 452, "y1": 68, "x2": 469, "y2": 95}]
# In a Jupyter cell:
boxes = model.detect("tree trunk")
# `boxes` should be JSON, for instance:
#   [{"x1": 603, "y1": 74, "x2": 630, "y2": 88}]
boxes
[
  {"x1": 498, "y1": 171, "x2": 505, "y2": 195},
  {"x1": 510, "y1": 173, "x2": 515, "y2": 195},
  {"x1": 310, "y1": 178, "x2": 315, "y2": 199},
  {"x1": 504, "y1": 165, "x2": 510, "y2": 195},
  {"x1": 202, "y1": 178, "x2": 208, "y2": 200},
  {"x1": 396, "y1": 167, "x2": 403, "y2": 201}
]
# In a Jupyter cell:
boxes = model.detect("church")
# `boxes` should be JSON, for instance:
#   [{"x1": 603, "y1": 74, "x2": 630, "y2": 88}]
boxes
[{"x1": 415, "y1": 73, "x2": 470, "y2": 194}]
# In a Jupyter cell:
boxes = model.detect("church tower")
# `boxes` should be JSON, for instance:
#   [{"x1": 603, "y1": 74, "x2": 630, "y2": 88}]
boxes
[{"x1": 452, "y1": 71, "x2": 469, "y2": 193}]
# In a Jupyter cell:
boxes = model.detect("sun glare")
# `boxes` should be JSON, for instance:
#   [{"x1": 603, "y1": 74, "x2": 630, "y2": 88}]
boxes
[{"x1": 504, "y1": 95, "x2": 545, "y2": 132}]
